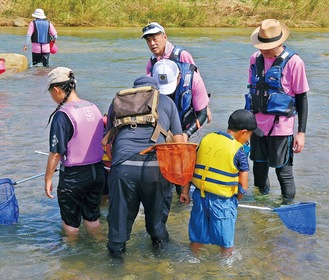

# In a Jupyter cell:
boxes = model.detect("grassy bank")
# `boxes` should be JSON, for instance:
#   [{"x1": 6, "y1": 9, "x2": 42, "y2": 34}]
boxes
[{"x1": 1, "y1": 0, "x2": 328, "y2": 28}]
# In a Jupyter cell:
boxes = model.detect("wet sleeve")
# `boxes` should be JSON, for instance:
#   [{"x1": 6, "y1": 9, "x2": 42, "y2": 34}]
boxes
[
  {"x1": 184, "y1": 106, "x2": 207, "y2": 138},
  {"x1": 295, "y1": 92, "x2": 308, "y2": 133},
  {"x1": 49, "y1": 112, "x2": 73, "y2": 156}
]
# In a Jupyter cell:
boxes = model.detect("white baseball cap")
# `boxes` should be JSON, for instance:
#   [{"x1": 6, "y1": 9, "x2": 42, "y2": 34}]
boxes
[
  {"x1": 141, "y1": 22, "x2": 165, "y2": 39},
  {"x1": 152, "y1": 59, "x2": 179, "y2": 95}
]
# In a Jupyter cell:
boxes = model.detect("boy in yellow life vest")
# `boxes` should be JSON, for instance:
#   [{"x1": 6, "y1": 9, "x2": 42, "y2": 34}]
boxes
[{"x1": 180, "y1": 109, "x2": 263, "y2": 255}]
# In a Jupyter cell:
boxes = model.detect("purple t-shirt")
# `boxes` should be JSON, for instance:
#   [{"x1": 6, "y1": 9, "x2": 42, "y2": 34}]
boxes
[
  {"x1": 146, "y1": 41, "x2": 209, "y2": 111},
  {"x1": 248, "y1": 49, "x2": 309, "y2": 136}
]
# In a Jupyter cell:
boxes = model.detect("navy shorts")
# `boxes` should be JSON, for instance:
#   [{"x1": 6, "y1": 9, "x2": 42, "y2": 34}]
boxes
[
  {"x1": 188, "y1": 188, "x2": 238, "y2": 248},
  {"x1": 250, "y1": 134, "x2": 294, "y2": 168},
  {"x1": 57, "y1": 161, "x2": 105, "y2": 228}
]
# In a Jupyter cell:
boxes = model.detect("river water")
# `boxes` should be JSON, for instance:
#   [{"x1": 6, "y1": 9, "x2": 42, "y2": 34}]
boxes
[{"x1": 0, "y1": 27, "x2": 328, "y2": 279}]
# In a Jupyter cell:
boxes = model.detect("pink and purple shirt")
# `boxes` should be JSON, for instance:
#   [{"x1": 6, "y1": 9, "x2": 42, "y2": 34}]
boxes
[
  {"x1": 248, "y1": 50, "x2": 309, "y2": 136},
  {"x1": 25, "y1": 20, "x2": 57, "y2": 53},
  {"x1": 146, "y1": 41, "x2": 209, "y2": 111}
]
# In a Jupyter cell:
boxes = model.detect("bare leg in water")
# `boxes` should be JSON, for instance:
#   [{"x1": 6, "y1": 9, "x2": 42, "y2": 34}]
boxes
[{"x1": 190, "y1": 242, "x2": 233, "y2": 256}]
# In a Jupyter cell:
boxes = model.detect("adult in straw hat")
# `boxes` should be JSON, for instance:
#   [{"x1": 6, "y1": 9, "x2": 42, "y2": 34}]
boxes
[
  {"x1": 23, "y1": 8, "x2": 57, "y2": 67},
  {"x1": 246, "y1": 19, "x2": 309, "y2": 201}
]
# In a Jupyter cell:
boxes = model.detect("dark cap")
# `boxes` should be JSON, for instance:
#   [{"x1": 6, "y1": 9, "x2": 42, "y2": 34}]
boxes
[
  {"x1": 133, "y1": 76, "x2": 159, "y2": 90},
  {"x1": 228, "y1": 109, "x2": 264, "y2": 137}
]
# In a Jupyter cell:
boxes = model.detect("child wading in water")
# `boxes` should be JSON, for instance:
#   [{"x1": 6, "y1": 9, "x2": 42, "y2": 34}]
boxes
[
  {"x1": 43, "y1": 67, "x2": 105, "y2": 241},
  {"x1": 180, "y1": 109, "x2": 263, "y2": 255}
]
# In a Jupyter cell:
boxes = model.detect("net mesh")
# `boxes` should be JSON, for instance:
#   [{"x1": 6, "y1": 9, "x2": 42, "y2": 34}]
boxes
[
  {"x1": 0, "y1": 178, "x2": 19, "y2": 225},
  {"x1": 155, "y1": 143, "x2": 198, "y2": 186},
  {"x1": 273, "y1": 202, "x2": 316, "y2": 235}
]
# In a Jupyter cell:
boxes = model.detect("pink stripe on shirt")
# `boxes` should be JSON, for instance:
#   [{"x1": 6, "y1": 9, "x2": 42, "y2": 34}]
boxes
[{"x1": 26, "y1": 21, "x2": 57, "y2": 53}]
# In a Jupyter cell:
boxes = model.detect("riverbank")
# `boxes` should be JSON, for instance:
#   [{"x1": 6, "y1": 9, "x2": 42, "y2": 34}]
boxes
[{"x1": 0, "y1": 0, "x2": 328, "y2": 28}]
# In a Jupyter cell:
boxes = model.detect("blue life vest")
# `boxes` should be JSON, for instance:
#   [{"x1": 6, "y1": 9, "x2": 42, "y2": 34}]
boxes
[
  {"x1": 151, "y1": 46, "x2": 196, "y2": 129},
  {"x1": 245, "y1": 48, "x2": 296, "y2": 117},
  {"x1": 31, "y1": 20, "x2": 51, "y2": 44}
]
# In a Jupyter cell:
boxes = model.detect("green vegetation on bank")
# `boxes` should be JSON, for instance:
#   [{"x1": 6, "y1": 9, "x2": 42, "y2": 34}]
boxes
[{"x1": 1, "y1": 0, "x2": 328, "y2": 28}]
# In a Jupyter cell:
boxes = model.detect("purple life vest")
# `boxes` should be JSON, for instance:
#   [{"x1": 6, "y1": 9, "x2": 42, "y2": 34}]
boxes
[{"x1": 59, "y1": 100, "x2": 103, "y2": 167}]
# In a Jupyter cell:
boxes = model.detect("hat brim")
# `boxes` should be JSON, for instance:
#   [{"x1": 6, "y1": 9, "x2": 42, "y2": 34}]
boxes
[
  {"x1": 141, "y1": 27, "x2": 163, "y2": 39},
  {"x1": 32, "y1": 13, "x2": 46, "y2": 19},
  {"x1": 253, "y1": 127, "x2": 264, "y2": 137},
  {"x1": 158, "y1": 81, "x2": 177, "y2": 95},
  {"x1": 250, "y1": 23, "x2": 289, "y2": 50},
  {"x1": 42, "y1": 82, "x2": 51, "y2": 94}
]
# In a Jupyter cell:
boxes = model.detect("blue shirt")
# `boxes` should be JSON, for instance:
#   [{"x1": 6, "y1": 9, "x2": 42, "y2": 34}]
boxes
[
  {"x1": 107, "y1": 94, "x2": 183, "y2": 166},
  {"x1": 49, "y1": 111, "x2": 73, "y2": 156}
]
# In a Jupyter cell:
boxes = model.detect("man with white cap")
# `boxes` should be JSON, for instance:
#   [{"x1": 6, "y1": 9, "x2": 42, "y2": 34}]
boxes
[
  {"x1": 246, "y1": 19, "x2": 309, "y2": 201},
  {"x1": 23, "y1": 8, "x2": 57, "y2": 67},
  {"x1": 141, "y1": 22, "x2": 212, "y2": 127},
  {"x1": 152, "y1": 58, "x2": 210, "y2": 195}
]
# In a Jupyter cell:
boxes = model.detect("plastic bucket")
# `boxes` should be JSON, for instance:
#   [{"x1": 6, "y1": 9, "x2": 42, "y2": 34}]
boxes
[
  {"x1": 154, "y1": 142, "x2": 198, "y2": 186},
  {"x1": 50, "y1": 41, "x2": 58, "y2": 54},
  {"x1": 0, "y1": 58, "x2": 6, "y2": 74}
]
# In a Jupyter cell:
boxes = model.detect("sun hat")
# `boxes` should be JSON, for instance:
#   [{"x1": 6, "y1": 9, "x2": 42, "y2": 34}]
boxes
[
  {"x1": 133, "y1": 76, "x2": 159, "y2": 90},
  {"x1": 43, "y1": 67, "x2": 72, "y2": 94},
  {"x1": 141, "y1": 22, "x2": 165, "y2": 39},
  {"x1": 250, "y1": 19, "x2": 290, "y2": 50},
  {"x1": 228, "y1": 109, "x2": 264, "y2": 137},
  {"x1": 32, "y1": 8, "x2": 47, "y2": 19},
  {"x1": 152, "y1": 59, "x2": 179, "y2": 95}
]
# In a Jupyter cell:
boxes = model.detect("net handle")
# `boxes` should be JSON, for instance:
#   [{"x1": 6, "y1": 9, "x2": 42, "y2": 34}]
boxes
[
  {"x1": 238, "y1": 204, "x2": 272, "y2": 211},
  {"x1": 14, "y1": 169, "x2": 59, "y2": 185}
]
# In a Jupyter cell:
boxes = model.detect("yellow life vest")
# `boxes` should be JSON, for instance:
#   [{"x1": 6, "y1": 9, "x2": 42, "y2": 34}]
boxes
[{"x1": 192, "y1": 132, "x2": 242, "y2": 198}]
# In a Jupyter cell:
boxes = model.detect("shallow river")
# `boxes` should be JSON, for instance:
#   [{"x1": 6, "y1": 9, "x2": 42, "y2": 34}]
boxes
[{"x1": 0, "y1": 27, "x2": 328, "y2": 279}]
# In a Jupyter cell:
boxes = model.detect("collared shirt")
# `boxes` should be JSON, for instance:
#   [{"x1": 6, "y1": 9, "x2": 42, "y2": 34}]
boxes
[
  {"x1": 146, "y1": 41, "x2": 209, "y2": 112},
  {"x1": 248, "y1": 50, "x2": 309, "y2": 136}
]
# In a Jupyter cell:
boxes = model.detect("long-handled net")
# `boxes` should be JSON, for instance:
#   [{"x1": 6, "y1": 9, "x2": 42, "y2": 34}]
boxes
[
  {"x1": 0, "y1": 171, "x2": 58, "y2": 225},
  {"x1": 273, "y1": 202, "x2": 316, "y2": 235},
  {"x1": 239, "y1": 202, "x2": 316, "y2": 235},
  {"x1": 0, "y1": 178, "x2": 19, "y2": 225}
]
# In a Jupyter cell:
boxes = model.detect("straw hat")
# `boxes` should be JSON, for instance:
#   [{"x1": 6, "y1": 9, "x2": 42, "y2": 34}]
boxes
[
  {"x1": 250, "y1": 19, "x2": 290, "y2": 50},
  {"x1": 32, "y1": 8, "x2": 46, "y2": 19}
]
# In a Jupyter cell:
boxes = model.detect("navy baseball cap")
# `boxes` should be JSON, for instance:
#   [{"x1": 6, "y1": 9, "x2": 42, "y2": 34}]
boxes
[{"x1": 228, "y1": 109, "x2": 264, "y2": 137}]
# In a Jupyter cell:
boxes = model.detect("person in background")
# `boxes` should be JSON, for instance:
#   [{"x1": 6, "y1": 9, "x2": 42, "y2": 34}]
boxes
[
  {"x1": 105, "y1": 76, "x2": 184, "y2": 255},
  {"x1": 246, "y1": 19, "x2": 309, "y2": 201},
  {"x1": 43, "y1": 67, "x2": 105, "y2": 241},
  {"x1": 180, "y1": 109, "x2": 263, "y2": 255},
  {"x1": 23, "y1": 8, "x2": 57, "y2": 67}
]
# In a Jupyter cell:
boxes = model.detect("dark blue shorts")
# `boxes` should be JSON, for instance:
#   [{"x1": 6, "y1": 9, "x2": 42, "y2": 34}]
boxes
[
  {"x1": 57, "y1": 161, "x2": 105, "y2": 228},
  {"x1": 189, "y1": 188, "x2": 238, "y2": 248},
  {"x1": 250, "y1": 134, "x2": 294, "y2": 168}
]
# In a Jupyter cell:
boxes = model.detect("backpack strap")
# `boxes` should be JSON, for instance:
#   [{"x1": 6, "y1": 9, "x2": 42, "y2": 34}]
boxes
[
  {"x1": 101, "y1": 126, "x2": 118, "y2": 146},
  {"x1": 151, "y1": 123, "x2": 174, "y2": 143}
]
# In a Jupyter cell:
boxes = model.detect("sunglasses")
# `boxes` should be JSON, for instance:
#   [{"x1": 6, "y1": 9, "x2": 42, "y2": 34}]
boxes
[{"x1": 142, "y1": 23, "x2": 162, "y2": 33}]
